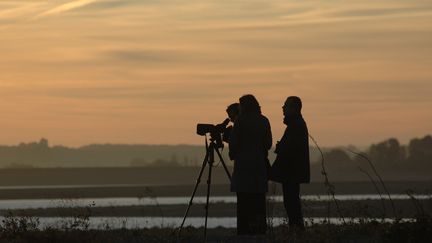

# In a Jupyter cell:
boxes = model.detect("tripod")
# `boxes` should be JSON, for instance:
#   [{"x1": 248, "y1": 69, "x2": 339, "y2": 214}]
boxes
[{"x1": 177, "y1": 136, "x2": 231, "y2": 241}]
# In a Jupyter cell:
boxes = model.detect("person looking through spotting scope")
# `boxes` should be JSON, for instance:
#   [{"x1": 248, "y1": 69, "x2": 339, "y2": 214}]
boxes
[
  {"x1": 270, "y1": 96, "x2": 310, "y2": 230},
  {"x1": 223, "y1": 103, "x2": 239, "y2": 144}
]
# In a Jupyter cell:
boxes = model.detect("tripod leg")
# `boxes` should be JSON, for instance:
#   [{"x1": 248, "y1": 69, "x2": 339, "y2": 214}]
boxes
[
  {"x1": 204, "y1": 153, "x2": 213, "y2": 242},
  {"x1": 177, "y1": 150, "x2": 209, "y2": 237},
  {"x1": 215, "y1": 147, "x2": 232, "y2": 180}
]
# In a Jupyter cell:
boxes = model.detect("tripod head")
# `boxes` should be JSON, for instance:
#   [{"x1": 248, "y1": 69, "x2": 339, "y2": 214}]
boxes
[
  {"x1": 208, "y1": 133, "x2": 224, "y2": 149},
  {"x1": 196, "y1": 118, "x2": 230, "y2": 149}
]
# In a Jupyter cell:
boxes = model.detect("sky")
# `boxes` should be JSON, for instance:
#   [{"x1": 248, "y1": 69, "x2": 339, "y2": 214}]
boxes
[{"x1": 0, "y1": 0, "x2": 431, "y2": 147}]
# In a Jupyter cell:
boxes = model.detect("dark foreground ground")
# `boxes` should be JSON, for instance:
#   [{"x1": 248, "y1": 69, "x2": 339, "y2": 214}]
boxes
[{"x1": 0, "y1": 220, "x2": 431, "y2": 243}]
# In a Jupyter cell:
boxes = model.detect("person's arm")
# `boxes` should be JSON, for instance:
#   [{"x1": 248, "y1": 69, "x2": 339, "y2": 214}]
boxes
[
  {"x1": 281, "y1": 121, "x2": 307, "y2": 156},
  {"x1": 263, "y1": 117, "x2": 272, "y2": 151},
  {"x1": 228, "y1": 119, "x2": 241, "y2": 160},
  {"x1": 222, "y1": 125, "x2": 233, "y2": 143}
]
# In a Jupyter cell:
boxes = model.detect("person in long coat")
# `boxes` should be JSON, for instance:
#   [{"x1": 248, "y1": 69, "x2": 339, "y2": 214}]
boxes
[
  {"x1": 270, "y1": 96, "x2": 310, "y2": 229},
  {"x1": 229, "y1": 94, "x2": 272, "y2": 235}
]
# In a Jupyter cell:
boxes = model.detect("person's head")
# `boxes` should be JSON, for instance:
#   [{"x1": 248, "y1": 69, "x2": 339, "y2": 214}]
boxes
[
  {"x1": 226, "y1": 103, "x2": 240, "y2": 122},
  {"x1": 283, "y1": 96, "x2": 302, "y2": 117},
  {"x1": 239, "y1": 94, "x2": 261, "y2": 115}
]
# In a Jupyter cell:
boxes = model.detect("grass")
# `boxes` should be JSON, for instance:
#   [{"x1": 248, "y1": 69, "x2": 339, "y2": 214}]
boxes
[{"x1": 0, "y1": 215, "x2": 430, "y2": 243}]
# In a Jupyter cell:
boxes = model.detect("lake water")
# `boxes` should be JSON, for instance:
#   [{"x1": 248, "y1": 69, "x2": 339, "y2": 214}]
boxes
[
  {"x1": 0, "y1": 216, "x2": 415, "y2": 229},
  {"x1": 0, "y1": 194, "x2": 430, "y2": 210}
]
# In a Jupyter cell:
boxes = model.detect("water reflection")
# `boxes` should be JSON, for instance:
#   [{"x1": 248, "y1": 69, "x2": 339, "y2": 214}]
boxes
[
  {"x1": 0, "y1": 194, "x2": 430, "y2": 210},
  {"x1": 0, "y1": 194, "x2": 432, "y2": 210}
]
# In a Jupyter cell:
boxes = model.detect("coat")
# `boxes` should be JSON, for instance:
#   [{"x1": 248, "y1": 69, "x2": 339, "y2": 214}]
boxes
[
  {"x1": 229, "y1": 113, "x2": 272, "y2": 193},
  {"x1": 270, "y1": 115, "x2": 310, "y2": 184}
]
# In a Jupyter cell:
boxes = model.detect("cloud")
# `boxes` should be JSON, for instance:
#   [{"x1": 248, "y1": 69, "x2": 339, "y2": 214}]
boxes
[
  {"x1": 0, "y1": 85, "x2": 231, "y2": 105},
  {"x1": 0, "y1": 3, "x2": 41, "y2": 18},
  {"x1": 36, "y1": 0, "x2": 100, "y2": 18},
  {"x1": 330, "y1": 6, "x2": 432, "y2": 18},
  {"x1": 73, "y1": 0, "x2": 150, "y2": 11},
  {"x1": 304, "y1": 80, "x2": 432, "y2": 105},
  {"x1": 104, "y1": 49, "x2": 184, "y2": 64}
]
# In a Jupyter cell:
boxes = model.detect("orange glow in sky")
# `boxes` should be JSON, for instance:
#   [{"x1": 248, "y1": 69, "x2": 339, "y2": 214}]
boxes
[{"x1": 1, "y1": 0, "x2": 431, "y2": 146}]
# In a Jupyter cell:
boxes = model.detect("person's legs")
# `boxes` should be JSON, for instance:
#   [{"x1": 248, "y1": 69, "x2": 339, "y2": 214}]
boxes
[
  {"x1": 253, "y1": 193, "x2": 267, "y2": 235},
  {"x1": 237, "y1": 192, "x2": 267, "y2": 235},
  {"x1": 236, "y1": 192, "x2": 250, "y2": 235},
  {"x1": 282, "y1": 182, "x2": 304, "y2": 228},
  {"x1": 245, "y1": 193, "x2": 267, "y2": 235}
]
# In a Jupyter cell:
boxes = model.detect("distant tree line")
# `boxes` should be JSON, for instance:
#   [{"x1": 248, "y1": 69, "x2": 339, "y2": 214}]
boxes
[
  {"x1": 0, "y1": 135, "x2": 430, "y2": 172},
  {"x1": 0, "y1": 139, "x2": 206, "y2": 168},
  {"x1": 316, "y1": 135, "x2": 432, "y2": 171}
]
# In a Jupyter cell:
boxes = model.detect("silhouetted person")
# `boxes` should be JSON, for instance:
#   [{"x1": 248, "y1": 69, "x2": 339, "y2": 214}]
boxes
[
  {"x1": 229, "y1": 95, "x2": 272, "y2": 235},
  {"x1": 270, "y1": 96, "x2": 310, "y2": 229},
  {"x1": 223, "y1": 103, "x2": 240, "y2": 143},
  {"x1": 227, "y1": 103, "x2": 240, "y2": 122}
]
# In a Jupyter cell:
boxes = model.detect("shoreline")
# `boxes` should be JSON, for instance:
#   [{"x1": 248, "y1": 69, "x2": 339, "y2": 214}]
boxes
[{"x1": 0, "y1": 181, "x2": 430, "y2": 199}]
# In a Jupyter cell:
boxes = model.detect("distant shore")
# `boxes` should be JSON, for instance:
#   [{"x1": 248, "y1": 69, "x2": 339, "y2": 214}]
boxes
[
  {"x1": 0, "y1": 167, "x2": 430, "y2": 187},
  {"x1": 0, "y1": 181, "x2": 430, "y2": 199}
]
